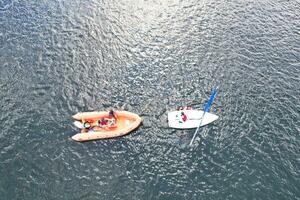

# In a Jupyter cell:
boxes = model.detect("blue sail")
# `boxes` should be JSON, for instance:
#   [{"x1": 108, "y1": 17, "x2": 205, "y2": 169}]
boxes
[
  {"x1": 203, "y1": 88, "x2": 218, "y2": 113},
  {"x1": 190, "y1": 87, "x2": 218, "y2": 146}
]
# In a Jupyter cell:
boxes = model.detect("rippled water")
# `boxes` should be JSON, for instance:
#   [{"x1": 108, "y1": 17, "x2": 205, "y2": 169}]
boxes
[{"x1": 1, "y1": 0, "x2": 299, "y2": 199}]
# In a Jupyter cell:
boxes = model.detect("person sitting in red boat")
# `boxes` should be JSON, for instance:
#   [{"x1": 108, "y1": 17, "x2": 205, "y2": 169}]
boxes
[
  {"x1": 109, "y1": 109, "x2": 117, "y2": 120},
  {"x1": 94, "y1": 117, "x2": 114, "y2": 130},
  {"x1": 102, "y1": 109, "x2": 117, "y2": 128},
  {"x1": 108, "y1": 110, "x2": 116, "y2": 119},
  {"x1": 98, "y1": 118, "x2": 107, "y2": 127}
]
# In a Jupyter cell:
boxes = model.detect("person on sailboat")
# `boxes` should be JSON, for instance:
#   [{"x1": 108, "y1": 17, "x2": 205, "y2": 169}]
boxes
[{"x1": 181, "y1": 112, "x2": 187, "y2": 122}]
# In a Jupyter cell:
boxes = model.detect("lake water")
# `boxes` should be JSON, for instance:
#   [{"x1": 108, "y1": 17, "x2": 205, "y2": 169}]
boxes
[{"x1": 0, "y1": 0, "x2": 299, "y2": 199}]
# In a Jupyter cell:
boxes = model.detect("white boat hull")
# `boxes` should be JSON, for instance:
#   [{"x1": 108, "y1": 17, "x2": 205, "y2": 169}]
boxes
[{"x1": 168, "y1": 110, "x2": 218, "y2": 129}]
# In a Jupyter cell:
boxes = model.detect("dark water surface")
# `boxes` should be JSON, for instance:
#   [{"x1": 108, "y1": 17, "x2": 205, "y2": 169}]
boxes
[{"x1": 1, "y1": 0, "x2": 299, "y2": 199}]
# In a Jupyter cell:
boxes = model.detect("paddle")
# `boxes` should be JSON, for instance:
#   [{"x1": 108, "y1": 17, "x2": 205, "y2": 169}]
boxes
[{"x1": 189, "y1": 87, "x2": 218, "y2": 145}]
